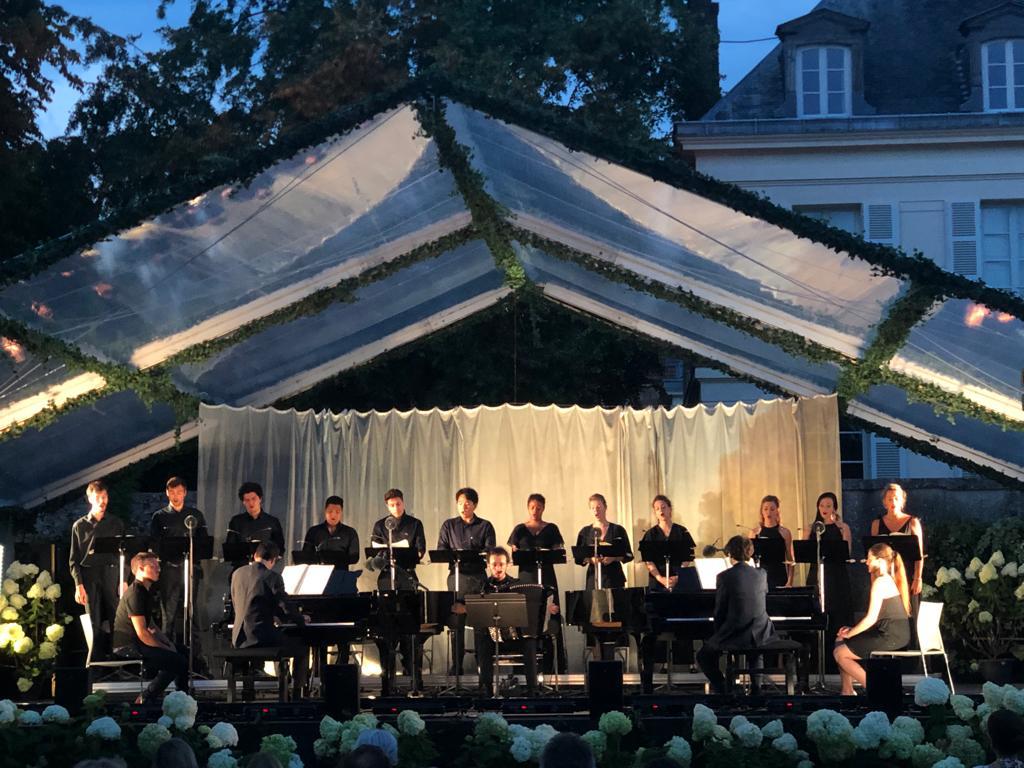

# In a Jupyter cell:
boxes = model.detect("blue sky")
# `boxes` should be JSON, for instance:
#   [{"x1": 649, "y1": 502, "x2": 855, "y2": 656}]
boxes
[{"x1": 37, "y1": 0, "x2": 819, "y2": 138}]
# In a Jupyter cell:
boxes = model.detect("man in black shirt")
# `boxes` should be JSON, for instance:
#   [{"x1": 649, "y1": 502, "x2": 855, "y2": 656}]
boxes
[
  {"x1": 113, "y1": 551, "x2": 188, "y2": 703},
  {"x1": 302, "y1": 496, "x2": 360, "y2": 569},
  {"x1": 149, "y1": 477, "x2": 208, "y2": 644},
  {"x1": 437, "y1": 487, "x2": 494, "y2": 675},
  {"x1": 226, "y1": 482, "x2": 285, "y2": 567},
  {"x1": 70, "y1": 480, "x2": 125, "y2": 659},
  {"x1": 474, "y1": 547, "x2": 537, "y2": 697},
  {"x1": 371, "y1": 488, "x2": 426, "y2": 694}
]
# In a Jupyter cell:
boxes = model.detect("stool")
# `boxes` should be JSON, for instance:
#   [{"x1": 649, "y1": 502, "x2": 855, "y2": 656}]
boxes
[
  {"x1": 724, "y1": 640, "x2": 802, "y2": 695},
  {"x1": 214, "y1": 647, "x2": 300, "y2": 703}
]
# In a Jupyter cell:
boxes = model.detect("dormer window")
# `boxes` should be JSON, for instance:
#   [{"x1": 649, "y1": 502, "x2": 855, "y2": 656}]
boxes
[
  {"x1": 797, "y1": 46, "x2": 852, "y2": 117},
  {"x1": 982, "y1": 40, "x2": 1024, "y2": 111}
]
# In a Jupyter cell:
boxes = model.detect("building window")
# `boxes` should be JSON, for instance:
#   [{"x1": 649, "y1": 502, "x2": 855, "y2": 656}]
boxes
[
  {"x1": 983, "y1": 40, "x2": 1024, "y2": 111},
  {"x1": 797, "y1": 46, "x2": 851, "y2": 117},
  {"x1": 794, "y1": 204, "x2": 863, "y2": 236},
  {"x1": 980, "y1": 201, "x2": 1024, "y2": 294}
]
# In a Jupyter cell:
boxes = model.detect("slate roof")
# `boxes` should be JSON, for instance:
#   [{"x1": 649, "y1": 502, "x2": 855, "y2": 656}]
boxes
[{"x1": 703, "y1": 0, "x2": 1010, "y2": 120}]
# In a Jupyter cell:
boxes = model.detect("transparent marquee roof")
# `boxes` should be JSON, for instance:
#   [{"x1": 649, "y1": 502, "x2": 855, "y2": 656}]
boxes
[{"x1": 0, "y1": 97, "x2": 1021, "y2": 505}]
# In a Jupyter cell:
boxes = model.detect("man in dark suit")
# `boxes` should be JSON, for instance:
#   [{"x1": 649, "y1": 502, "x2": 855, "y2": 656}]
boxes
[{"x1": 697, "y1": 534, "x2": 781, "y2": 694}]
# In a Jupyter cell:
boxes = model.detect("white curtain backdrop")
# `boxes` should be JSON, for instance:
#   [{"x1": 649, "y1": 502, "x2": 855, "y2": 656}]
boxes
[{"x1": 197, "y1": 396, "x2": 839, "y2": 670}]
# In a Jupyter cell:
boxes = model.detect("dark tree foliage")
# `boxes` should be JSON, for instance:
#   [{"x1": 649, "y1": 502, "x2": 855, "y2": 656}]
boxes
[
  {"x1": 280, "y1": 294, "x2": 670, "y2": 412},
  {"x1": 1, "y1": 0, "x2": 719, "y2": 260}
]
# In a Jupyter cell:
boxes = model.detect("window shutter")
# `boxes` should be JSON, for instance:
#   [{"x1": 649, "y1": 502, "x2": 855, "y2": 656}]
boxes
[
  {"x1": 948, "y1": 201, "x2": 979, "y2": 276},
  {"x1": 872, "y1": 436, "x2": 902, "y2": 479},
  {"x1": 864, "y1": 203, "x2": 898, "y2": 246}
]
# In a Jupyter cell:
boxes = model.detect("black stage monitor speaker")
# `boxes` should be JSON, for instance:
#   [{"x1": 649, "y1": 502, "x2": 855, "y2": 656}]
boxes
[
  {"x1": 588, "y1": 660, "x2": 623, "y2": 719},
  {"x1": 54, "y1": 667, "x2": 89, "y2": 715},
  {"x1": 865, "y1": 657, "x2": 903, "y2": 715},
  {"x1": 324, "y1": 663, "x2": 360, "y2": 719}
]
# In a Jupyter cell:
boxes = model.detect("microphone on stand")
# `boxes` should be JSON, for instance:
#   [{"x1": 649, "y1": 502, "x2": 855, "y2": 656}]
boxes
[
  {"x1": 185, "y1": 515, "x2": 198, "y2": 530},
  {"x1": 384, "y1": 516, "x2": 399, "y2": 531},
  {"x1": 701, "y1": 537, "x2": 724, "y2": 558},
  {"x1": 812, "y1": 521, "x2": 826, "y2": 536}
]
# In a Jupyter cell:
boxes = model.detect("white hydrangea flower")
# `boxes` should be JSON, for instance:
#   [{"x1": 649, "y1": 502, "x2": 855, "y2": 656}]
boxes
[
  {"x1": 0, "y1": 700, "x2": 17, "y2": 724},
  {"x1": 0, "y1": 608, "x2": 18, "y2": 622},
  {"x1": 510, "y1": 736, "x2": 532, "y2": 763},
  {"x1": 945, "y1": 567, "x2": 963, "y2": 583},
  {"x1": 1002, "y1": 562, "x2": 1018, "y2": 578},
  {"x1": 4, "y1": 563, "x2": 24, "y2": 581},
  {"x1": 21, "y1": 564, "x2": 38, "y2": 578},
  {"x1": 734, "y1": 722, "x2": 762, "y2": 748},
  {"x1": 34, "y1": 572, "x2": 51, "y2": 589},
  {"x1": 313, "y1": 739, "x2": 337, "y2": 760},
  {"x1": 158, "y1": 715, "x2": 173, "y2": 728},
  {"x1": 207, "y1": 750, "x2": 238, "y2": 768},
  {"x1": 37, "y1": 641, "x2": 56, "y2": 660},
  {"x1": 319, "y1": 715, "x2": 342, "y2": 743},
  {"x1": 878, "y1": 731, "x2": 914, "y2": 760},
  {"x1": 966, "y1": 557, "x2": 983, "y2": 579},
  {"x1": 18, "y1": 710, "x2": 41, "y2": 726},
  {"x1": 598, "y1": 710, "x2": 632, "y2": 736},
  {"x1": 664, "y1": 735, "x2": 691, "y2": 767},
  {"x1": 691, "y1": 704, "x2": 717, "y2": 742},
  {"x1": 162, "y1": 691, "x2": 198, "y2": 730},
  {"x1": 85, "y1": 716, "x2": 122, "y2": 740},
  {"x1": 287, "y1": 753, "x2": 302, "y2": 768},
  {"x1": 772, "y1": 733, "x2": 797, "y2": 754},
  {"x1": 982, "y1": 681, "x2": 1007, "y2": 709},
  {"x1": 9, "y1": 595, "x2": 26, "y2": 610},
  {"x1": 950, "y1": 694, "x2": 976, "y2": 721},
  {"x1": 207, "y1": 722, "x2": 239, "y2": 749},
  {"x1": 806, "y1": 709, "x2": 855, "y2": 763},
  {"x1": 138, "y1": 723, "x2": 173, "y2": 758},
  {"x1": 914, "y1": 677, "x2": 950, "y2": 707},
  {"x1": 25, "y1": 585, "x2": 43, "y2": 600},
  {"x1": 1003, "y1": 687, "x2": 1024, "y2": 714},
  {"x1": 911, "y1": 743, "x2": 944, "y2": 768},
  {"x1": 920, "y1": 583, "x2": 937, "y2": 598},
  {"x1": 44, "y1": 624, "x2": 63, "y2": 643},
  {"x1": 474, "y1": 712, "x2": 509, "y2": 740},
  {"x1": 16, "y1": 677, "x2": 31, "y2": 693},
  {"x1": 530, "y1": 724, "x2": 559, "y2": 759},
  {"x1": 1, "y1": 581, "x2": 17, "y2": 597},
  {"x1": 990, "y1": 551, "x2": 1006, "y2": 568},
  {"x1": 44, "y1": 584, "x2": 60, "y2": 600},
  {"x1": 978, "y1": 611, "x2": 994, "y2": 623},
  {"x1": 41, "y1": 705, "x2": 69, "y2": 724},
  {"x1": 893, "y1": 715, "x2": 925, "y2": 745},
  {"x1": 351, "y1": 713, "x2": 378, "y2": 729},
  {"x1": 852, "y1": 711, "x2": 891, "y2": 750},
  {"x1": 581, "y1": 730, "x2": 607, "y2": 761},
  {"x1": 710, "y1": 725, "x2": 732, "y2": 745},
  {"x1": 13, "y1": 636, "x2": 33, "y2": 655},
  {"x1": 728, "y1": 714, "x2": 750, "y2": 734},
  {"x1": 1015, "y1": 583, "x2": 1024, "y2": 601},
  {"x1": 979, "y1": 563, "x2": 998, "y2": 584},
  {"x1": 760, "y1": 719, "x2": 784, "y2": 739},
  {"x1": 796, "y1": 761, "x2": 814, "y2": 768},
  {"x1": 397, "y1": 709, "x2": 425, "y2": 736}
]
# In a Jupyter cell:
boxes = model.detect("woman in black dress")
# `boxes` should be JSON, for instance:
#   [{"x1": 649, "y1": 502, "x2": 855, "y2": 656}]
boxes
[
  {"x1": 870, "y1": 483, "x2": 924, "y2": 615},
  {"x1": 507, "y1": 492, "x2": 566, "y2": 673},
  {"x1": 750, "y1": 495, "x2": 794, "y2": 588},
  {"x1": 833, "y1": 542, "x2": 911, "y2": 695},
  {"x1": 805, "y1": 491, "x2": 854, "y2": 633},
  {"x1": 574, "y1": 493, "x2": 632, "y2": 589},
  {"x1": 640, "y1": 495, "x2": 695, "y2": 592}
]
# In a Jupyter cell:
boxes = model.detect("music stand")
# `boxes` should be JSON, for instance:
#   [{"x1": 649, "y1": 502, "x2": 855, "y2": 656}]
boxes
[
  {"x1": 465, "y1": 593, "x2": 528, "y2": 699},
  {"x1": 571, "y1": 540, "x2": 628, "y2": 588},
  {"x1": 292, "y1": 549, "x2": 356, "y2": 568},
  {"x1": 752, "y1": 537, "x2": 787, "y2": 572},
  {"x1": 92, "y1": 535, "x2": 150, "y2": 597},
  {"x1": 428, "y1": 549, "x2": 486, "y2": 594},
  {"x1": 862, "y1": 535, "x2": 921, "y2": 568},
  {"x1": 639, "y1": 541, "x2": 695, "y2": 589},
  {"x1": 793, "y1": 538, "x2": 848, "y2": 690},
  {"x1": 223, "y1": 541, "x2": 259, "y2": 567},
  {"x1": 365, "y1": 547, "x2": 421, "y2": 591},
  {"x1": 512, "y1": 549, "x2": 567, "y2": 585}
]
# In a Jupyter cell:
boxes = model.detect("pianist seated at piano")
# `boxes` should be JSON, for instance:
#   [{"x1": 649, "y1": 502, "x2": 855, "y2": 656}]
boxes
[
  {"x1": 833, "y1": 543, "x2": 911, "y2": 696},
  {"x1": 302, "y1": 496, "x2": 360, "y2": 568},
  {"x1": 230, "y1": 541, "x2": 309, "y2": 689},
  {"x1": 474, "y1": 547, "x2": 539, "y2": 697},
  {"x1": 696, "y1": 535, "x2": 782, "y2": 695}
]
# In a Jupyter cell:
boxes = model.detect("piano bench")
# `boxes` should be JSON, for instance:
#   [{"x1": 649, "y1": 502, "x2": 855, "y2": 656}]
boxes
[
  {"x1": 724, "y1": 641, "x2": 802, "y2": 696},
  {"x1": 214, "y1": 648, "x2": 301, "y2": 703}
]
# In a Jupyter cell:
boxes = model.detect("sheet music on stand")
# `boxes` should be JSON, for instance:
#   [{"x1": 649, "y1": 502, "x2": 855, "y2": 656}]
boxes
[
  {"x1": 282, "y1": 564, "x2": 334, "y2": 595},
  {"x1": 694, "y1": 557, "x2": 728, "y2": 590}
]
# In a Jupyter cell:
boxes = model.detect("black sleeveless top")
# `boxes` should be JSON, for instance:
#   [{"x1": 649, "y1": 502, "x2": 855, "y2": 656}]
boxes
[{"x1": 755, "y1": 524, "x2": 788, "y2": 589}]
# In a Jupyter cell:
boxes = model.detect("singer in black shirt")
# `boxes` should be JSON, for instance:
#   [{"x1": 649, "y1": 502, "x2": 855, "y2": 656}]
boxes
[
  {"x1": 226, "y1": 482, "x2": 285, "y2": 566},
  {"x1": 371, "y1": 488, "x2": 426, "y2": 695},
  {"x1": 149, "y1": 477, "x2": 208, "y2": 643},
  {"x1": 437, "y1": 487, "x2": 495, "y2": 675},
  {"x1": 574, "y1": 494, "x2": 632, "y2": 589},
  {"x1": 302, "y1": 496, "x2": 360, "y2": 570}
]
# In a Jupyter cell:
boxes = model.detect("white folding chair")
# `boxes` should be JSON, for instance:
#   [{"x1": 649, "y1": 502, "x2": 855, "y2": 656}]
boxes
[
  {"x1": 79, "y1": 614, "x2": 145, "y2": 695},
  {"x1": 871, "y1": 600, "x2": 955, "y2": 694}
]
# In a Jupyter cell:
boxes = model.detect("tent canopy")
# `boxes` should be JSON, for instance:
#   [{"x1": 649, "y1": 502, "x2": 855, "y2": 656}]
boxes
[{"x1": 1, "y1": 87, "x2": 1021, "y2": 506}]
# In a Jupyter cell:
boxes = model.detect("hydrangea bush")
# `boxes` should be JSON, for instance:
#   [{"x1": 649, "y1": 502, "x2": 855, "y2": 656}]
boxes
[{"x1": 0, "y1": 561, "x2": 73, "y2": 694}]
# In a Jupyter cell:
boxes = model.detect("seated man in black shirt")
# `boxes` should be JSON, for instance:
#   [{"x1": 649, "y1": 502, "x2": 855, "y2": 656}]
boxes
[
  {"x1": 112, "y1": 551, "x2": 189, "y2": 704},
  {"x1": 474, "y1": 547, "x2": 538, "y2": 697}
]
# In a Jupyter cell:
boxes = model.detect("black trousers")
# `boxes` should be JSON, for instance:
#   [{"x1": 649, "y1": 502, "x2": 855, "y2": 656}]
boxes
[
  {"x1": 376, "y1": 636, "x2": 422, "y2": 696},
  {"x1": 81, "y1": 565, "x2": 119, "y2": 659},
  {"x1": 447, "y1": 572, "x2": 485, "y2": 674},
  {"x1": 157, "y1": 563, "x2": 185, "y2": 641},
  {"x1": 475, "y1": 630, "x2": 537, "y2": 696},
  {"x1": 132, "y1": 641, "x2": 189, "y2": 702}
]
